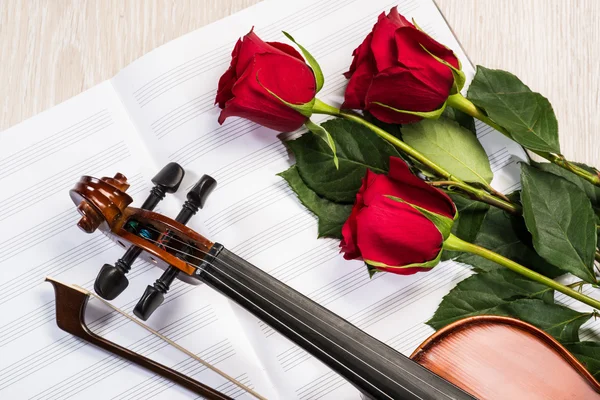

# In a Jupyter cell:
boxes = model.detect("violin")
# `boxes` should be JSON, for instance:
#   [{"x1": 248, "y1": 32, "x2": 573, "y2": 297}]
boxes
[{"x1": 52, "y1": 163, "x2": 600, "y2": 399}]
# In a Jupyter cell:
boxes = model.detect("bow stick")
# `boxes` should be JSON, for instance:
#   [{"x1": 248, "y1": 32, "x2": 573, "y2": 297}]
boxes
[{"x1": 46, "y1": 277, "x2": 267, "y2": 400}]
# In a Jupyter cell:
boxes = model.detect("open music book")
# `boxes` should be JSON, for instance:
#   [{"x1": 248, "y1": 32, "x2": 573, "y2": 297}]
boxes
[{"x1": 0, "y1": 0, "x2": 535, "y2": 398}]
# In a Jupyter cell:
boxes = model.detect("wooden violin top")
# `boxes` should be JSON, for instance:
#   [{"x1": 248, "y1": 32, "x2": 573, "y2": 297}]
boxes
[{"x1": 411, "y1": 316, "x2": 600, "y2": 400}]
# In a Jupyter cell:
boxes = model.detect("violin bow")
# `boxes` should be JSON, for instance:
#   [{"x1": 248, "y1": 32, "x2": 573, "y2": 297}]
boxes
[{"x1": 46, "y1": 277, "x2": 267, "y2": 400}]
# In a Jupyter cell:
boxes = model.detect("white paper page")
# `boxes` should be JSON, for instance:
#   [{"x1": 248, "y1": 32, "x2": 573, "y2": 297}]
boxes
[
  {"x1": 0, "y1": 82, "x2": 273, "y2": 399},
  {"x1": 109, "y1": 0, "x2": 529, "y2": 398}
]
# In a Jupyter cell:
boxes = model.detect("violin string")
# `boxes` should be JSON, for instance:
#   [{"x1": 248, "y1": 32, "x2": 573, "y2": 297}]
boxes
[
  {"x1": 139, "y1": 234, "x2": 398, "y2": 400},
  {"x1": 77, "y1": 284, "x2": 267, "y2": 400},
  {"x1": 137, "y1": 224, "x2": 455, "y2": 399}
]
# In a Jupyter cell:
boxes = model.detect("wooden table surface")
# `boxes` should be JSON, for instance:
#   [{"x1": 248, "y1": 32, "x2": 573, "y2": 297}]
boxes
[{"x1": 1, "y1": 0, "x2": 598, "y2": 166}]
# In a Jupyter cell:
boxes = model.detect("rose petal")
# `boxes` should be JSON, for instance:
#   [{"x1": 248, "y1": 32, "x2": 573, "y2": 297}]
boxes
[
  {"x1": 370, "y1": 12, "x2": 402, "y2": 72},
  {"x1": 219, "y1": 53, "x2": 315, "y2": 132},
  {"x1": 365, "y1": 66, "x2": 450, "y2": 124},
  {"x1": 340, "y1": 191, "x2": 363, "y2": 260},
  {"x1": 342, "y1": 56, "x2": 376, "y2": 109},
  {"x1": 387, "y1": 6, "x2": 412, "y2": 28},
  {"x1": 356, "y1": 195, "x2": 443, "y2": 267},
  {"x1": 395, "y1": 27, "x2": 459, "y2": 71},
  {"x1": 267, "y1": 41, "x2": 305, "y2": 61},
  {"x1": 386, "y1": 157, "x2": 456, "y2": 218}
]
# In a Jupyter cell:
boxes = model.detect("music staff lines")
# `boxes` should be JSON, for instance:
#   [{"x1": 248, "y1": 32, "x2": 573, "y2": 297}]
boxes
[
  {"x1": 0, "y1": 143, "x2": 130, "y2": 222},
  {"x1": 386, "y1": 323, "x2": 433, "y2": 355},
  {"x1": 349, "y1": 263, "x2": 469, "y2": 329},
  {"x1": 309, "y1": 264, "x2": 384, "y2": 306},
  {"x1": 206, "y1": 181, "x2": 292, "y2": 236},
  {"x1": 0, "y1": 263, "x2": 193, "y2": 350},
  {"x1": 0, "y1": 258, "x2": 151, "y2": 349},
  {"x1": 271, "y1": 240, "x2": 339, "y2": 282},
  {"x1": 488, "y1": 147, "x2": 514, "y2": 173},
  {"x1": 0, "y1": 236, "x2": 115, "y2": 306},
  {"x1": 151, "y1": 4, "x2": 374, "y2": 140},
  {"x1": 0, "y1": 282, "x2": 199, "y2": 393},
  {"x1": 206, "y1": 142, "x2": 288, "y2": 192},
  {"x1": 210, "y1": 373, "x2": 254, "y2": 400},
  {"x1": 476, "y1": 121, "x2": 496, "y2": 140},
  {"x1": 231, "y1": 212, "x2": 314, "y2": 260},
  {"x1": 113, "y1": 339, "x2": 236, "y2": 400},
  {"x1": 0, "y1": 208, "x2": 76, "y2": 263},
  {"x1": 28, "y1": 306, "x2": 217, "y2": 400},
  {"x1": 0, "y1": 170, "x2": 140, "y2": 267},
  {"x1": 296, "y1": 370, "x2": 347, "y2": 400},
  {"x1": 151, "y1": 10, "x2": 372, "y2": 141},
  {"x1": 0, "y1": 110, "x2": 114, "y2": 180},
  {"x1": 132, "y1": 0, "x2": 350, "y2": 107},
  {"x1": 151, "y1": 91, "x2": 215, "y2": 136},
  {"x1": 164, "y1": 68, "x2": 347, "y2": 167},
  {"x1": 169, "y1": 117, "x2": 250, "y2": 163}
]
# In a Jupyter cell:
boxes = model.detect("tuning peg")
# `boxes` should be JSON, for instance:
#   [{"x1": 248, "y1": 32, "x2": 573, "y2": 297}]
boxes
[
  {"x1": 133, "y1": 175, "x2": 217, "y2": 320},
  {"x1": 94, "y1": 163, "x2": 185, "y2": 300}
]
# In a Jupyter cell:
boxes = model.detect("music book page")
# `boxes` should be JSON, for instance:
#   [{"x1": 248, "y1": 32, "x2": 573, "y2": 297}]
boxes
[{"x1": 2, "y1": 0, "x2": 577, "y2": 399}]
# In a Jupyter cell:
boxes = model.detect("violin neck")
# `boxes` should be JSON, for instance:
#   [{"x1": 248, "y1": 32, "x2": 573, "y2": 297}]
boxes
[{"x1": 196, "y1": 245, "x2": 474, "y2": 400}]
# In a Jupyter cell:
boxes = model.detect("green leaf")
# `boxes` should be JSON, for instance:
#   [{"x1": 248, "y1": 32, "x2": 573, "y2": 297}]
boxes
[
  {"x1": 363, "y1": 111, "x2": 403, "y2": 140},
  {"x1": 504, "y1": 299, "x2": 591, "y2": 342},
  {"x1": 429, "y1": 272, "x2": 592, "y2": 343},
  {"x1": 533, "y1": 161, "x2": 600, "y2": 210},
  {"x1": 442, "y1": 107, "x2": 476, "y2": 135},
  {"x1": 402, "y1": 118, "x2": 493, "y2": 185},
  {"x1": 457, "y1": 206, "x2": 563, "y2": 278},
  {"x1": 288, "y1": 118, "x2": 401, "y2": 203},
  {"x1": 305, "y1": 120, "x2": 338, "y2": 169},
  {"x1": 278, "y1": 166, "x2": 352, "y2": 238},
  {"x1": 427, "y1": 269, "x2": 554, "y2": 330},
  {"x1": 442, "y1": 195, "x2": 489, "y2": 261},
  {"x1": 467, "y1": 66, "x2": 560, "y2": 154},
  {"x1": 521, "y1": 164, "x2": 598, "y2": 283},
  {"x1": 282, "y1": 31, "x2": 324, "y2": 93},
  {"x1": 366, "y1": 263, "x2": 379, "y2": 279},
  {"x1": 565, "y1": 342, "x2": 600, "y2": 379}
]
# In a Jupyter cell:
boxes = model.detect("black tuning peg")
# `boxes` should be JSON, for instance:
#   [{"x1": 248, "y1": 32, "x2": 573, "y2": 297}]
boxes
[
  {"x1": 94, "y1": 163, "x2": 185, "y2": 300},
  {"x1": 133, "y1": 175, "x2": 217, "y2": 320}
]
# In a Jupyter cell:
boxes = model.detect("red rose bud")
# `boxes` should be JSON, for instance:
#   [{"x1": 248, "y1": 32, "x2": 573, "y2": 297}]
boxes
[
  {"x1": 340, "y1": 157, "x2": 457, "y2": 274},
  {"x1": 343, "y1": 7, "x2": 461, "y2": 124},
  {"x1": 216, "y1": 29, "x2": 317, "y2": 132}
]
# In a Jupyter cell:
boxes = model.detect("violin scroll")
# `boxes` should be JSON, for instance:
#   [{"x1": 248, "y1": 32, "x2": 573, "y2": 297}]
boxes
[{"x1": 70, "y1": 173, "x2": 133, "y2": 233}]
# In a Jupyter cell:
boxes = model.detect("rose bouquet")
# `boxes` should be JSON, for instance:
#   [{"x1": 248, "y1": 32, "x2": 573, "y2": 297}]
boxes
[{"x1": 215, "y1": 8, "x2": 600, "y2": 375}]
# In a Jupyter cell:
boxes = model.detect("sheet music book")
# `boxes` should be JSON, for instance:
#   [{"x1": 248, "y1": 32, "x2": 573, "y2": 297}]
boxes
[{"x1": 1, "y1": 0, "x2": 573, "y2": 398}]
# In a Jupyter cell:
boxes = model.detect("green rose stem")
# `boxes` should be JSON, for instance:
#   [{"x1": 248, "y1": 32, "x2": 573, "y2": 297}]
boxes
[
  {"x1": 447, "y1": 93, "x2": 600, "y2": 187},
  {"x1": 444, "y1": 234, "x2": 600, "y2": 309},
  {"x1": 312, "y1": 99, "x2": 521, "y2": 215}
]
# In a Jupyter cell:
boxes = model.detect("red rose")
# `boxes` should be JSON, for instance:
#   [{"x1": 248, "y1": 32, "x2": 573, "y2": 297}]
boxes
[
  {"x1": 343, "y1": 7, "x2": 460, "y2": 124},
  {"x1": 216, "y1": 29, "x2": 317, "y2": 132},
  {"x1": 340, "y1": 157, "x2": 456, "y2": 274}
]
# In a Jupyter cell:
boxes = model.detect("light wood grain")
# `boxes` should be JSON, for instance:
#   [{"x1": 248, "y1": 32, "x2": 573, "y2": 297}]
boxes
[{"x1": 1, "y1": 0, "x2": 598, "y2": 166}]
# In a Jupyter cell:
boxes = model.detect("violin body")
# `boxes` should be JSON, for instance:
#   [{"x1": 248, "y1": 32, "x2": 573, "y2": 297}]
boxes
[
  {"x1": 61, "y1": 167, "x2": 600, "y2": 400},
  {"x1": 412, "y1": 316, "x2": 600, "y2": 399}
]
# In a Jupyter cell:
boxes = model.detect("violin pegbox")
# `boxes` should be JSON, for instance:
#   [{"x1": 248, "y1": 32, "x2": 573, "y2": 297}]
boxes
[
  {"x1": 69, "y1": 163, "x2": 218, "y2": 321},
  {"x1": 84, "y1": 162, "x2": 186, "y2": 300}
]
